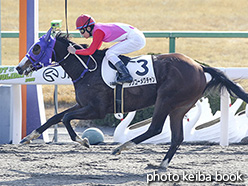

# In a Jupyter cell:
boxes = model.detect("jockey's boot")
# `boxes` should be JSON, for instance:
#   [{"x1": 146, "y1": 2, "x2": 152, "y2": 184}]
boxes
[{"x1": 113, "y1": 61, "x2": 133, "y2": 85}]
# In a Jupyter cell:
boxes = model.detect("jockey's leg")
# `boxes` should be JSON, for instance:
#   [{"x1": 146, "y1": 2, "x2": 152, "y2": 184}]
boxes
[
  {"x1": 108, "y1": 54, "x2": 133, "y2": 85},
  {"x1": 106, "y1": 31, "x2": 145, "y2": 85}
]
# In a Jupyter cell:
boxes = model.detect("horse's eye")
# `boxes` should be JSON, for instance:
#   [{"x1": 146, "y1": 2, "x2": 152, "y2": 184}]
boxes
[{"x1": 32, "y1": 44, "x2": 41, "y2": 55}]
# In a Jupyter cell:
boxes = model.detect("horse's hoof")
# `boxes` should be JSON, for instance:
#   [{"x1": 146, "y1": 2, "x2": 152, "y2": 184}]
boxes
[
  {"x1": 112, "y1": 141, "x2": 135, "y2": 155},
  {"x1": 20, "y1": 130, "x2": 40, "y2": 144},
  {"x1": 20, "y1": 138, "x2": 31, "y2": 144},
  {"x1": 112, "y1": 147, "x2": 121, "y2": 155},
  {"x1": 75, "y1": 136, "x2": 90, "y2": 148},
  {"x1": 160, "y1": 159, "x2": 169, "y2": 168},
  {"x1": 82, "y1": 138, "x2": 90, "y2": 148}
]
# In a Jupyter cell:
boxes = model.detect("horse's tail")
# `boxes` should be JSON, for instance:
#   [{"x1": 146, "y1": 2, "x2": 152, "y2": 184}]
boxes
[{"x1": 202, "y1": 65, "x2": 248, "y2": 103}]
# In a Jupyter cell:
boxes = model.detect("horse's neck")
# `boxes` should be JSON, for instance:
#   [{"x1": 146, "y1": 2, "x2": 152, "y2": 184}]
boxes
[
  {"x1": 60, "y1": 56, "x2": 86, "y2": 82},
  {"x1": 54, "y1": 40, "x2": 104, "y2": 83},
  {"x1": 53, "y1": 41, "x2": 86, "y2": 82}
]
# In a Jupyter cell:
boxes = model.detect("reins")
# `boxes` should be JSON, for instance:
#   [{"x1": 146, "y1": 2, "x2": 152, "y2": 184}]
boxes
[
  {"x1": 52, "y1": 41, "x2": 97, "y2": 83},
  {"x1": 69, "y1": 43, "x2": 98, "y2": 83},
  {"x1": 68, "y1": 43, "x2": 97, "y2": 72}
]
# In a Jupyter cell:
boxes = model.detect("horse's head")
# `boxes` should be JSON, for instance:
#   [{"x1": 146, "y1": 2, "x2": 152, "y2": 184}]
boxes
[{"x1": 16, "y1": 27, "x2": 56, "y2": 75}]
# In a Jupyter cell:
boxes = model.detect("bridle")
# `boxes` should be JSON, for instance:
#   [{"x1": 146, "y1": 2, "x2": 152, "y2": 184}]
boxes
[
  {"x1": 54, "y1": 42, "x2": 98, "y2": 83},
  {"x1": 24, "y1": 34, "x2": 57, "y2": 71},
  {"x1": 26, "y1": 36, "x2": 98, "y2": 83}
]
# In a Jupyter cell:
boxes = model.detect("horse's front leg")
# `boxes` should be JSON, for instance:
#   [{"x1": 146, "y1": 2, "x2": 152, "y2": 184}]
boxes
[
  {"x1": 20, "y1": 104, "x2": 81, "y2": 144},
  {"x1": 62, "y1": 105, "x2": 101, "y2": 147}
]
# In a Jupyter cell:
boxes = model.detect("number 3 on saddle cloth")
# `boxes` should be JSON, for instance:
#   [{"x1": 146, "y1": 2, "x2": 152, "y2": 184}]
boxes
[{"x1": 101, "y1": 55, "x2": 157, "y2": 114}]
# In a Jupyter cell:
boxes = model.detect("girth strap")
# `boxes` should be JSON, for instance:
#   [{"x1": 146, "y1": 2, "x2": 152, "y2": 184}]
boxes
[{"x1": 114, "y1": 84, "x2": 124, "y2": 114}]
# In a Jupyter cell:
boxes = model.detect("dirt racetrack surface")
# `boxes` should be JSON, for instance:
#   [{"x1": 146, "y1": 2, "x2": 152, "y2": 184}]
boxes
[{"x1": 0, "y1": 127, "x2": 247, "y2": 186}]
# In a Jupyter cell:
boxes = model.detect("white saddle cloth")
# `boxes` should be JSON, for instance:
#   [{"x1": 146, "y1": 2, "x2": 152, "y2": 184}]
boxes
[{"x1": 101, "y1": 55, "x2": 157, "y2": 88}]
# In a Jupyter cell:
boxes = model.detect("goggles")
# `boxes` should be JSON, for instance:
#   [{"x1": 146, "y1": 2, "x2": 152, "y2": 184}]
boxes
[{"x1": 79, "y1": 28, "x2": 86, "y2": 35}]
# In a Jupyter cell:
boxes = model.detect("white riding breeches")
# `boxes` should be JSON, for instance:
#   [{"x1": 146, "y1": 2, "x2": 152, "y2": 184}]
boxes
[{"x1": 105, "y1": 28, "x2": 146, "y2": 65}]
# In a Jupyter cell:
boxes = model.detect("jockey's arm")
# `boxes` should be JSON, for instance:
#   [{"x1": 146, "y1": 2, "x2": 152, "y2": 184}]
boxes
[{"x1": 75, "y1": 29, "x2": 105, "y2": 56}]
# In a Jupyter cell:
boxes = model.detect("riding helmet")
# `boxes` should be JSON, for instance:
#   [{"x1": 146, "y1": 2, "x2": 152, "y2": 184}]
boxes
[{"x1": 76, "y1": 14, "x2": 95, "y2": 30}]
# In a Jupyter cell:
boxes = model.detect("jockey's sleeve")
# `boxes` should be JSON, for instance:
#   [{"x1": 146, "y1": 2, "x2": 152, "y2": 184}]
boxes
[{"x1": 75, "y1": 29, "x2": 105, "y2": 56}]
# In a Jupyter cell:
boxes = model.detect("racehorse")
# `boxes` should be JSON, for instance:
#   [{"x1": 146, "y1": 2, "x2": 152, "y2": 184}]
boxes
[{"x1": 16, "y1": 28, "x2": 248, "y2": 169}]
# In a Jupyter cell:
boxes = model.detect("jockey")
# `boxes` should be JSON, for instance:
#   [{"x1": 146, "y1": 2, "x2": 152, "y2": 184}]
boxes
[{"x1": 67, "y1": 14, "x2": 146, "y2": 85}]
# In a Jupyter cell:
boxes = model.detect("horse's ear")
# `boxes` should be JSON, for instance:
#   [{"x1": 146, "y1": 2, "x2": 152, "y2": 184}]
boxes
[{"x1": 44, "y1": 27, "x2": 53, "y2": 41}]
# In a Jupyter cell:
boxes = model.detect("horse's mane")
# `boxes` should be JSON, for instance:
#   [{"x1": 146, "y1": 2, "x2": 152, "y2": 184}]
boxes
[{"x1": 54, "y1": 32, "x2": 107, "y2": 56}]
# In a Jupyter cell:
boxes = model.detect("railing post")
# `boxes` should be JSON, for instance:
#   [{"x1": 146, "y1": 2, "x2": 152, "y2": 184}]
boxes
[
  {"x1": 169, "y1": 37, "x2": 176, "y2": 53},
  {"x1": 53, "y1": 85, "x2": 58, "y2": 142},
  {"x1": 11, "y1": 85, "x2": 22, "y2": 144},
  {"x1": 220, "y1": 87, "x2": 230, "y2": 146}
]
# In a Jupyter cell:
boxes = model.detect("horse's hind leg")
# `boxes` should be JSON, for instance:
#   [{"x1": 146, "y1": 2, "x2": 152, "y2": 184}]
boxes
[
  {"x1": 112, "y1": 95, "x2": 171, "y2": 155},
  {"x1": 20, "y1": 104, "x2": 81, "y2": 144},
  {"x1": 112, "y1": 98, "x2": 194, "y2": 169},
  {"x1": 160, "y1": 107, "x2": 187, "y2": 169}
]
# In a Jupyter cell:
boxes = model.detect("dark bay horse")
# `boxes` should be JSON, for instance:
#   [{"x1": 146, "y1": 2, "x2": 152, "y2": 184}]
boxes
[{"x1": 16, "y1": 28, "x2": 248, "y2": 169}]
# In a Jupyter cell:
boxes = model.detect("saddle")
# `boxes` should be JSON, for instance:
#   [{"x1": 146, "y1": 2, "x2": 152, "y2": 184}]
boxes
[{"x1": 102, "y1": 55, "x2": 157, "y2": 89}]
